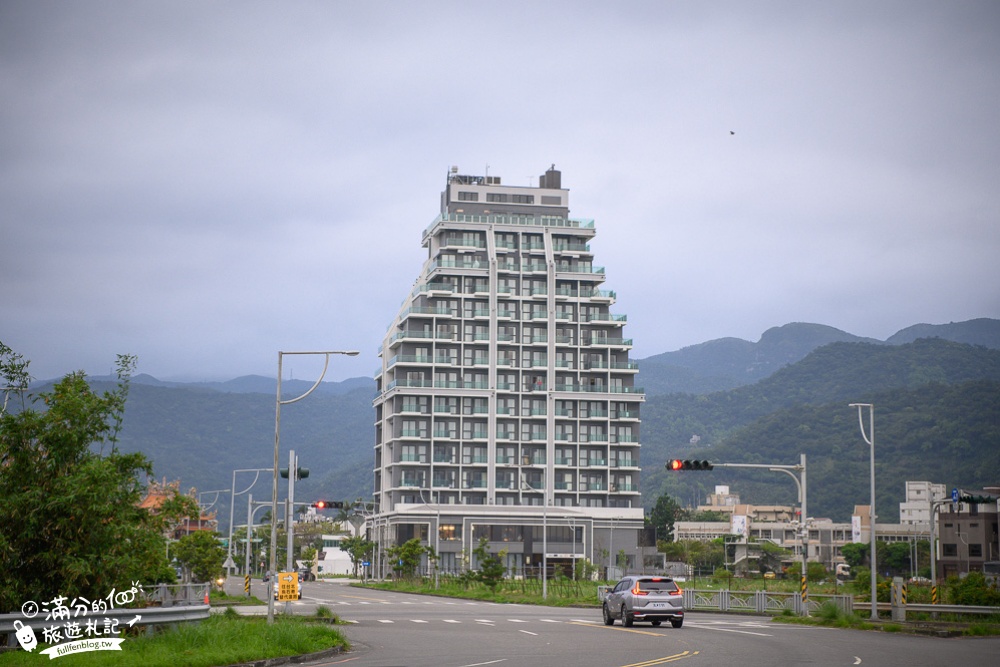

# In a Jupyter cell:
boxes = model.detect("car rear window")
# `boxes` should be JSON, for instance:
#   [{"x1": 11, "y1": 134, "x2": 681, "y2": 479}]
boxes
[{"x1": 639, "y1": 579, "x2": 678, "y2": 593}]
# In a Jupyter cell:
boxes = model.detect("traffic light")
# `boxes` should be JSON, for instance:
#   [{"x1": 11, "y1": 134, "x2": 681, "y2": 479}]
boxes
[
  {"x1": 959, "y1": 494, "x2": 998, "y2": 504},
  {"x1": 312, "y1": 500, "x2": 344, "y2": 510},
  {"x1": 665, "y1": 459, "x2": 714, "y2": 471},
  {"x1": 280, "y1": 467, "x2": 310, "y2": 480}
]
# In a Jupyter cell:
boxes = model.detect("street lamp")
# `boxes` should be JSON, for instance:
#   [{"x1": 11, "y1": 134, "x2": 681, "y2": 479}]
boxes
[
  {"x1": 850, "y1": 402, "x2": 879, "y2": 620},
  {"x1": 268, "y1": 349, "x2": 359, "y2": 623},
  {"x1": 226, "y1": 468, "x2": 274, "y2": 575},
  {"x1": 521, "y1": 476, "x2": 547, "y2": 600}
]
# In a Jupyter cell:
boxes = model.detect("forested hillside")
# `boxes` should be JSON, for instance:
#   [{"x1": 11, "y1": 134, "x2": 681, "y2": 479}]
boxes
[
  {"x1": 638, "y1": 319, "x2": 1000, "y2": 396},
  {"x1": 645, "y1": 379, "x2": 1000, "y2": 522},
  {"x1": 61, "y1": 322, "x2": 1000, "y2": 531}
]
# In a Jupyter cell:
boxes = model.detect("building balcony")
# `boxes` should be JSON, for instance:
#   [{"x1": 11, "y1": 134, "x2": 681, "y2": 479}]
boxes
[
  {"x1": 441, "y1": 235, "x2": 486, "y2": 249},
  {"x1": 581, "y1": 458, "x2": 607, "y2": 467},
  {"x1": 584, "y1": 337, "x2": 632, "y2": 348},
  {"x1": 553, "y1": 242, "x2": 591, "y2": 254},
  {"x1": 611, "y1": 483, "x2": 638, "y2": 493}
]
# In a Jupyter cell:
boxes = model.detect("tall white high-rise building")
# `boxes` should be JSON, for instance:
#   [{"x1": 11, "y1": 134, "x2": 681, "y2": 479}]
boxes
[{"x1": 371, "y1": 166, "x2": 645, "y2": 577}]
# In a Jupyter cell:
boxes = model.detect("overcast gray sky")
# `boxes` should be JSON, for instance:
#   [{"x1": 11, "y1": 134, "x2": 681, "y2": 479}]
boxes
[{"x1": 2, "y1": 1, "x2": 998, "y2": 383}]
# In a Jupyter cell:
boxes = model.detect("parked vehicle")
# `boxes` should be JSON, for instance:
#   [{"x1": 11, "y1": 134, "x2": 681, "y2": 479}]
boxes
[{"x1": 603, "y1": 575, "x2": 684, "y2": 628}]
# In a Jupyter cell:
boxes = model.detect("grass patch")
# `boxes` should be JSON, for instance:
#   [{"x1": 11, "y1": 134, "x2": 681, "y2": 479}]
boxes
[
  {"x1": 209, "y1": 590, "x2": 265, "y2": 606},
  {"x1": 0, "y1": 613, "x2": 346, "y2": 667},
  {"x1": 965, "y1": 622, "x2": 1000, "y2": 636},
  {"x1": 365, "y1": 575, "x2": 607, "y2": 607}
]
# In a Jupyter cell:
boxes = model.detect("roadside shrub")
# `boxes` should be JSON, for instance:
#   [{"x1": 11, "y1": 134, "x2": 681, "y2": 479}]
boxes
[{"x1": 947, "y1": 572, "x2": 1000, "y2": 606}]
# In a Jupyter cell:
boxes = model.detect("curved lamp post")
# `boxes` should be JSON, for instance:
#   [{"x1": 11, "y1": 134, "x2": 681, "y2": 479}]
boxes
[
  {"x1": 267, "y1": 350, "x2": 359, "y2": 623},
  {"x1": 850, "y1": 402, "x2": 879, "y2": 620}
]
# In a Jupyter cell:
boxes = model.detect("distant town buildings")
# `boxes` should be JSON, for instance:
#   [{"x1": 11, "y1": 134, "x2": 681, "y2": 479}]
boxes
[
  {"x1": 673, "y1": 480, "x2": 999, "y2": 577},
  {"x1": 139, "y1": 477, "x2": 218, "y2": 539},
  {"x1": 370, "y1": 166, "x2": 645, "y2": 577}
]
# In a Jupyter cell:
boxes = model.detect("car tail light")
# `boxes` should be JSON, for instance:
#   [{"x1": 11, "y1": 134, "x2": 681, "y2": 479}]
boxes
[
  {"x1": 631, "y1": 582, "x2": 647, "y2": 596},
  {"x1": 675, "y1": 587, "x2": 683, "y2": 595}
]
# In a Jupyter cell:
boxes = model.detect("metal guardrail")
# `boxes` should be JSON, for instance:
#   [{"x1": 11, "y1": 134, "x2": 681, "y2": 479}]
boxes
[
  {"x1": 2, "y1": 584, "x2": 211, "y2": 650},
  {"x1": 0, "y1": 604, "x2": 211, "y2": 635},
  {"x1": 904, "y1": 603, "x2": 1000, "y2": 615},
  {"x1": 599, "y1": 585, "x2": 1000, "y2": 619}
]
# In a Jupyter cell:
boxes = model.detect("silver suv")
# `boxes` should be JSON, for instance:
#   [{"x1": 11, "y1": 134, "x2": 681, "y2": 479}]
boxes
[{"x1": 603, "y1": 575, "x2": 684, "y2": 628}]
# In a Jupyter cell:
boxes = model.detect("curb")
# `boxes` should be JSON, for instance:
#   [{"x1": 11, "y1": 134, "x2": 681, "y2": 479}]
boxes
[{"x1": 224, "y1": 645, "x2": 344, "y2": 667}]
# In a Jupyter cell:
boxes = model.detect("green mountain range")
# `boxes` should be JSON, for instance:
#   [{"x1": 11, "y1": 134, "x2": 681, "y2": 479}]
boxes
[{"x1": 65, "y1": 318, "x2": 999, "y2": 531}]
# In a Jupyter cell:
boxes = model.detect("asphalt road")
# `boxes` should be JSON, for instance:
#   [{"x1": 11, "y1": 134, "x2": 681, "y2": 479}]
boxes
[{"x1": 226, "y1": 577, "x2": 1000, "y2": 667}]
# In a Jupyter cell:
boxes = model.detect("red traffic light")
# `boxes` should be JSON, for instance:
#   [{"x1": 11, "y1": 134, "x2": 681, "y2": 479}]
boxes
[
  {"x1": 665, "y1": 459, "x2": 714, "y2": 471},
  {"x1": 311, "y1": 500, "x2": 344, "y2": 510}
]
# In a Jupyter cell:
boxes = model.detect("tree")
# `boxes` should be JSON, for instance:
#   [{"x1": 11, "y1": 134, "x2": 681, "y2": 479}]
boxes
[
  {"x1": 472, "y1": 537, "x2": 506, "y2": 591},
  {"x1": 173, "y1": 530, "x2": 226, "y2": 583},
  {"x1": 340, "y1": 535, "x2": 375, "y2": 578},
  {"x1": 877, "y1": 541, "x2": 911, "y2": 577},
  {"x1": 0, "y1": 344, "x2": 195, "y2": 611},
  {"x1": 386, "y1": 538, "x2": 432, "y2": 579},
  {"x1": 647, "y1": 494, "x2": 684, "y2": 542},
  {"x1": 840, "y1": 542, "x2": 868, "y2": 569}
]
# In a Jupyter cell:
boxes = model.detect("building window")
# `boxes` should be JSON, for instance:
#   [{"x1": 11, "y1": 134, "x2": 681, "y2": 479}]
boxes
[
  {"x1": 458, "y1": 191, "x2": 478, "y2": 201},
  {"x1": 511, "y1": 194, "x2": 534, "y2": 204},
  {"x1": 487, "y1": 193, "x2": 508, "y2": 203},
  {"x1": 969, "y1": 544, "x2": 983, "y2": 558},
  {"x1": 541, "y1": 195, "x2": 561, "y2": 205},
  {"x1": 943, "y1": 544, "x2": 958, "y2": 557}
]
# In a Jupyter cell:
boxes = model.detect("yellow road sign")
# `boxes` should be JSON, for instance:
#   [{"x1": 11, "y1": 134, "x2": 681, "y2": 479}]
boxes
[{"x1": 277, "y1": 571, "x2": 299, "y2": 601}]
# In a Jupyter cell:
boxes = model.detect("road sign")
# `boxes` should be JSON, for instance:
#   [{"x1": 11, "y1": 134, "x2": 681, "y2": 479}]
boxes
[
  {"x1": 276, "y1": 571, "x2": 299, "y2": 601},
  {"x1": 952, "y1": 488, "x2": 959, "y2": 503}
]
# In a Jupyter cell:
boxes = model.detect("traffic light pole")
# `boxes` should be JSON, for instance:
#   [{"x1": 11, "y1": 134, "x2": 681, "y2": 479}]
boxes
[{"x1": 677, "y1": 455, "x2": 809, "y2": 614}]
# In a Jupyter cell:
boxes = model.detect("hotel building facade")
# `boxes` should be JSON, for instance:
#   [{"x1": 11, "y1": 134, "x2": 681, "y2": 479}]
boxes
[{"x1": 371, "y1": 166, "x2": 645, "y2": 577}]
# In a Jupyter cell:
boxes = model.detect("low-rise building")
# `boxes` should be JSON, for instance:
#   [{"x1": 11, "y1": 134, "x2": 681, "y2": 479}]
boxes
[{"x1": 935, "y1": 487, "x2": 999, "y2": 580}]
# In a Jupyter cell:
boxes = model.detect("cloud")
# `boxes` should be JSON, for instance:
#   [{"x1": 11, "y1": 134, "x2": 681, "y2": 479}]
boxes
[{"x1": 2, "y1": 1, "x2": 998, "y2": 380}]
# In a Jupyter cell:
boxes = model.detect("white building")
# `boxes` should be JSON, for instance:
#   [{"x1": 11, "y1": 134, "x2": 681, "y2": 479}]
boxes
[
  {"x1": 899, "y1": 480, "x2": 947, "y2": 528},
  {"x1": 371, "y1": 166, "x2": 645, "y2": 577},
  {"x1": 315, "y1": 534, "x2": 355, "y2": 576}
]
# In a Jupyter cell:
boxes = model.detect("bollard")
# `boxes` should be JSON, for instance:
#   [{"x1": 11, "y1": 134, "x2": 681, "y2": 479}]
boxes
[{"x1": 891, "y1": 576, "x2": 906, "y2": 622}]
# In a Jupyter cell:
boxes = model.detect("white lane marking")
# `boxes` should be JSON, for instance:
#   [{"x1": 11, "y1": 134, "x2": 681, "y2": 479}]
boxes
[
  {"x1": 508, "y1": 619, "x2": 528, "y2": 623},
  {"x1": 854, "y1": 658, "x2": 862, "y2": 665},
  {"x1": 411, "y1": 619, "x2": 429, "y2": 623},
  {"x1": 457, "y1": 660, "x2": 507, "y2": 667},
  {"x1": 540, "y1": 619, "x2": 561, "y2": 623},
  {"x1": 444, "y1": 619, "x2": 461, "y2": 623},
  {"x1": 476, "y1": 619, "x2": 495, "y2": 624},
  {"x1": 689, "y1": 625, "x2": 772, "y2": 637},
  {"x1": 519, "y1": 630, "x2": 538, "y2": 636},
  {"x1": 377, "y1": 619, "x2": 393, "y2": 624}
]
